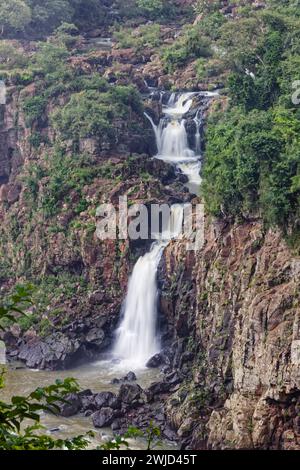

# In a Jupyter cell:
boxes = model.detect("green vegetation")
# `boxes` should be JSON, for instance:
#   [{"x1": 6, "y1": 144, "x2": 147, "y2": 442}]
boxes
[
  {"x1": 2, "y1": 276, "x2": 88, "y2": 334},
  {"x1": 1, "y1": 288, "x2": 163, "y2": 450},
  {"x1": 0, "y1": 0, "x2": 191, "y2": 38},
  {"x1": 0, "y1": 287, "x2": 91, "y2": 450},
  {"x1": 0, "y1": 1, "x2": 32, "y2": 36},
  {"x1": 101, "y1": 422, "x2": 162, "y2": 451},
  {"x1": 199, "y1": 1, "x2": 300, "y2": 235},
  {"x1": 0, "y1": 373, "x2": 91, "y2": 450},
  {"x1": 0, "y1": 41, "x2": 28, "y2": 69},
  {"x1": 162, "y1": 11, "x2": 224, "y2": 72},
  {"x1": 0, "y1": 0, "x2": 110, "y2": 38},
  {"x1": 17, "y1": 36, "x2": 143, "y2": 141},
  {"x1": 136, "y1": 0, "x2": 164, "y2": 17},
  {"x1": 163, "y1": 25, "x2": 212, "y2": 73},
  {"x1": 114, "y1": 24, "x2": 162, "y2": 51},
  {"x1": 52, "y1": 83, "x2": 142, "y2": 143}
]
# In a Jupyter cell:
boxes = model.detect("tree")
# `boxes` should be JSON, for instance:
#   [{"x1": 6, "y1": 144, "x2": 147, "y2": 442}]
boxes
[
  {"x1": 0, "y1": 0, "x2": 31, "y2": 35},
  {"x1": 136, "y1": 0, "x2": 164, "y2": 15},
  {"x1": 194, "y1": 0, "x2": 220, "y2": 16},
  {"x1": 25, "y1": 0, "x2": 74, "y2": 34},
  {"x1": 69, "y1": 0, "x2": 108, "y2": 30}
]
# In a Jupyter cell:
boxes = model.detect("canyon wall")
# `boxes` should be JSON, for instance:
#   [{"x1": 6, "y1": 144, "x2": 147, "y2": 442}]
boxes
[{"x1": 159, "y1": 220, "x2": 300, "y2": 449}]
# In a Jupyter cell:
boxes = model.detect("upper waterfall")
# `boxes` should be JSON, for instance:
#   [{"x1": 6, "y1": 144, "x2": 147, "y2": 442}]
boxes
[{"x1": 145, "y1": 91, "x2": 203, "y2": 193}]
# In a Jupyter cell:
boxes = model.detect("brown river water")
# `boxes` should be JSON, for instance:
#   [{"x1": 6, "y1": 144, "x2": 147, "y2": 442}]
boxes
[{"x1": 1, "y1": 358, "x2": 177, "y2": 450}]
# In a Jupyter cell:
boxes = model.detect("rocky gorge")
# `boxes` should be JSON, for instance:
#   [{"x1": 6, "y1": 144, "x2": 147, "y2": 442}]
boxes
[{"x1": 0, "y1": 0, "x2": 300, "y2": 452}]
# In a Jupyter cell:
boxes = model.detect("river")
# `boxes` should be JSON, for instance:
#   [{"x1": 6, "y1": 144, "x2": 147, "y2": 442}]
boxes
[{"x1": 2, "y1": 358, "x2": 175, "y2": 449}]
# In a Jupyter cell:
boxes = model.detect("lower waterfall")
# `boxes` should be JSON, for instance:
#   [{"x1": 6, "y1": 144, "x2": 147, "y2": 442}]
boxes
[
  {"x1": 113, "y1": 243, "x2": 164, "y2": 370},
  {"x1": 113, "y1": 204, "x2": 185, "y2": 369}
]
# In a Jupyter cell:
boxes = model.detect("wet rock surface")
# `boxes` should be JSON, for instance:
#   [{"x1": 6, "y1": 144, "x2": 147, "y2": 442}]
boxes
[
  {"x1": 111, "y1": 371, "x2": 137, "y2": 384},
  {"x1": 57, "y1": 379, "x2": 180, "y2": 444}
]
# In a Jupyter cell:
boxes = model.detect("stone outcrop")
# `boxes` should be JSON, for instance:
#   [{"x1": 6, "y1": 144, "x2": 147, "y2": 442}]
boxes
[{"x1": 158, "y1": 220, "x2": 300, "y2": 449}]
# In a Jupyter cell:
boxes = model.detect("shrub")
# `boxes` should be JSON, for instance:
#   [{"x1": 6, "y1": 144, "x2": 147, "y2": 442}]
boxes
[
  {"x1": 52, "y1": 83, "x2": 143, "y2": 143},
  {"x1": 23, "y1": 95, "x2": 47, "y2": 127},
  {"x1": 0, "y1": 0, "x2": 31, "y2": 35},
  {"x1": 114, "y1": 24, "x2": 162, "y2": 51},
  {"x1": 0, "y1": 41, "x2": 28, "y2": 70},
  {"x1": 163, "y1": 27, "x2": 212, "y2": 72},
  {"x1": 136, "y1": 0, "x2": 164, "y2": 16}
]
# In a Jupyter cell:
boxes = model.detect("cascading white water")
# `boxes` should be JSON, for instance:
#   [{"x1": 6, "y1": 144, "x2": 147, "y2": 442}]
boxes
[
  {"x1": 113, "y1": 91, "x2": 219, "y2": 371},
  {"x1": 159, "y1": 120, "x2": 195, "y2": 162},
  {"x1": 145, "y1": 91, "x2": 204, "y2": 194},
  {"x1": 113, "y1": 243, "x2": 163, "y2": 370},
  {"x1": 193, "y1": 108, "x2": 202, "y2": 155},
  {"x1": 113, "y1": 204, "x2": 185, "y2": 370}
]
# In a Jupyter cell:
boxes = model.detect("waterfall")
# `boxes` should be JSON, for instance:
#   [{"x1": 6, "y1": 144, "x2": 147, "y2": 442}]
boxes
[
  {"x1": 145, "y1": 92, "x2": 204, "y2": 193},
  {"x1": 113, "y1": 204, "x2": 185, "y2": 370},
  {"x1": 113, "y1": 243, "x2": 164, "y2": 370},
  {"x1": 159, "y1": 120, "x2": 195, "y2": 161},
  {"x1": 194, "y1": 109, "x2": 202, "y2": 155},
  {"x1": 112, "y1": 91, "x2": 218, "y2": 370},
  {"x1": 163, "y1": 92, "x2": 194, "y2": 118}
]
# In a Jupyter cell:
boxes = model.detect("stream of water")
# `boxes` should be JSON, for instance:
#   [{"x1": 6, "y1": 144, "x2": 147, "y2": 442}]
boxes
[
  {"x1": 112, "y1": 93, "x2": 206, "y2": 370},
  {"x1": 113, "y1": 204, "x2": 186, "y2": 370}
]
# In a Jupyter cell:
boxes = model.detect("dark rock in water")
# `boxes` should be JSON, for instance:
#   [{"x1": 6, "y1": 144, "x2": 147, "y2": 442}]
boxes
[
  {"x1": 94, "y1": 391, "x2": 117, "y2": 409},
  {"x1": 124, "y1": 371, "x2": 137, "y2": 382},
  {"x1": 149, "y1": 90, "x2": 161, "y2": 101},
  {"x1": 78, "y1": 389, "x2": 93, "y2": 398},
  {"x1": 118, "y1": 383, "x2": 144, "y2": 405},
  {"x1": 109, "y1": 397, "x2": 122, "y2": 410},
  {"x1": 81, "y1": 394, "x2": 96, "y2": 412},
  {"x1": 58, "y1": 393, "x2": 82, "y2": 417},
  {"x1": 161, "y1": 346, "x2": 176, "y2": 366},
  {"x1": 49, "y1": 427, "x2": 60, "y2": 433},
  {"x1": 110, "y1": 371, "x2": 137, "y2": 384},
  {"x1": 92, "y1": 407, "x2": 116, "y2": 428},
  {"x1": 111, "y1": 377, "x2": 120, "y2": 385},
  {"x1": 146, "y1": 353, "x2": 163, "y2": 368}
]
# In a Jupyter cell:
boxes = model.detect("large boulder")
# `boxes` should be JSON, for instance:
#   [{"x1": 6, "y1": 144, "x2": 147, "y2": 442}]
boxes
[
  {"x1": 58, "y1": 393, "x2": 82, "y2": 417},
  {"x1": 118, "y1": 383, "x2": 144, "y2": 405},
  {"x1": 92, "y1": 407, "x2": 117, "y2": 428},
  {"x1": 94, "y1": 391, "x2": 117, "y2": 409},
  {"x1": 146, "y1": 353, "x2": 163, "y2": 368},
  {"x1": 111, "y1": 371, "x2": 137, "y2": 384}
]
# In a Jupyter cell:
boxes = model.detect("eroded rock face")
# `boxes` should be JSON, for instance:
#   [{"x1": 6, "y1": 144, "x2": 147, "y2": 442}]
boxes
[
  {"x1": 159, "y1": 220, "x2": 300, "y2": 449},
  {"x1": 0, "y1": 80, "x2": 188, "y2": 370}
]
